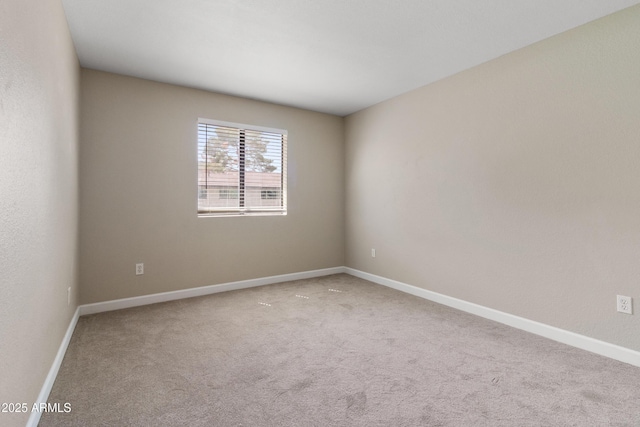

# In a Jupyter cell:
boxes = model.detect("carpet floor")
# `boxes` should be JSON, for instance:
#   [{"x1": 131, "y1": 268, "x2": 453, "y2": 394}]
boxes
[{"x1": 40, "y1": 274, "x2": 640, "y2": 426}]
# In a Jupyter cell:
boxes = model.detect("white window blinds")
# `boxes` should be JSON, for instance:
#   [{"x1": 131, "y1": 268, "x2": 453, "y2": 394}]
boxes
[{"x1": 197, "y1": 119, "x2": 287, "y2": 216}]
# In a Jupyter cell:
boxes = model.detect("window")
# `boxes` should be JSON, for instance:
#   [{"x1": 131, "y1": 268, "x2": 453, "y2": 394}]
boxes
[
  {"x1": 197, "y1": 119, "x2": 287, "y2": 216},
  {"x1": 198, "y1": 186, "x2": 208, "y2": 199},
  {"x1": 261, "y1": 189, "x2": 280, "y2": 199}
]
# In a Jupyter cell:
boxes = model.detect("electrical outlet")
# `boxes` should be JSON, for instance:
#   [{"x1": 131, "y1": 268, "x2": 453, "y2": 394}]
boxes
[
  {"x1": 617, "y1": 295, "x2": 633, "y2": 314},
  {"x1": 371, "y1": 248, "x2": 376, "y2": 258},
  {"x1": 136, "y1": 263, "x2": 144, "y2": 275}
]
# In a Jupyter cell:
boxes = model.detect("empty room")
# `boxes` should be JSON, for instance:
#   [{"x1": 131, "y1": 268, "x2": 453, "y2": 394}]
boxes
[{"x1": 2, "y1": 0, "x2": 640, "y2": 426}]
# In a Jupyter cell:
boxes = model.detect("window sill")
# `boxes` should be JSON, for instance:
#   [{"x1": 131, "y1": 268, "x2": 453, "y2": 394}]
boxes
[{"x1": 198, "y1": 211, "x2": 287, "y2": 218}]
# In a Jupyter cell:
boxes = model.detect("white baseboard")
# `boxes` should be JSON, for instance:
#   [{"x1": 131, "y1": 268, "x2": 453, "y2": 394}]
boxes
[
  {"x1": 345, "y1": 267, "x2": 640, "y2": 368},
  {"x1": 26, "y1": 307, "x2": 80, "y2": 427},
  {"x1": 79, "y1": 267, "x2": 347, "y2": 316}
]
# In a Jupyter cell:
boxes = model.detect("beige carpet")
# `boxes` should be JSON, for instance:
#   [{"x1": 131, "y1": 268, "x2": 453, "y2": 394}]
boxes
[{"x1": 40, "y1": 274, "x2": 640, "y2": 426}]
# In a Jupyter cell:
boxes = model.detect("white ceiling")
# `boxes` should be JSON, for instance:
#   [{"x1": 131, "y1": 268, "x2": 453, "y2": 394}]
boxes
[{"x1": 62, "y1": 0, "x2": 640, "y2": 116}]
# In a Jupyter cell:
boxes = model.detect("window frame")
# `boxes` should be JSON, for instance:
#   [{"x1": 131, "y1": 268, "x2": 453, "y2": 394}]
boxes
[{"x1": 197, "y1": 118, "x2": 287, "y2": 217}]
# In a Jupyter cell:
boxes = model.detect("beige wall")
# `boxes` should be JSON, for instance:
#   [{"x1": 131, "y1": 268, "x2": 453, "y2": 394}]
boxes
[
  {"x1": 0, "y1": 0, "x2": 79, "y2": 425},
  {"x1": 79, "y1": 70, "x2": 344, "y2": 304},
  {"x1": 345, "y1": 6, "x2": 640, "y2": 352}
]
